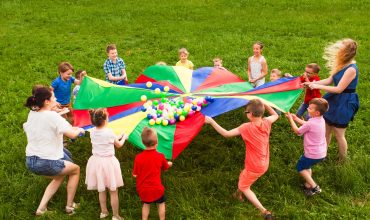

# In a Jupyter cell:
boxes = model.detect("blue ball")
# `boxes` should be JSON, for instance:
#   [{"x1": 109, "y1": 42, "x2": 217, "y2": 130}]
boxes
[
  {"x1": 191, "y1": 105, "x2": 197, "y2": 111},
  {"x1": 174, "y1": 114, "x2": 180, "y2": 121},
  {"x1": 141, "y1": 107, "x2": 147, "y2": 112},
  {"x1": 147, "y1": 114, "x2": 153, "y2": 119}
]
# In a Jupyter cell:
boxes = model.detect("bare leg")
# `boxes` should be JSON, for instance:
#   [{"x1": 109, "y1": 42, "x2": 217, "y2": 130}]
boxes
[
  {"x1": 242, "y1": 188, "x2": 266, "y2": 213},
  {"x1": 37, "y1": 176, "x2": 65, "y2": 211},
  {"x1": 142, "y1": 203, "x2": 150, "y2": 220},
  {"x1": 157, "y1": 203, "x2": 165, "y2": 220},
  {"x1": 110, "y1": 190, "x2": 120, "y2": 217},
  {"x1": 325, "y1": 123, "x2": 333, "y2": 147},
  {"x1": 59, "y1": 161, "x2": 80, "y2": 207},
  {"x1": 99, "y1": 191, "x2": 109, "y2": 215},
  {"x1": 333, "y1": 127, "x2": 348, "y2": 161},
  {"x1": 300, "y1": 169, "x2": 316, "y2": 189}
]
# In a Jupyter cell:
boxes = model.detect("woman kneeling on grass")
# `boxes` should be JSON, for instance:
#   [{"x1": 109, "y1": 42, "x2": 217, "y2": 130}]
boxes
[{"x1": 23, "y1": 85, "x2": 84, "y2": 216}]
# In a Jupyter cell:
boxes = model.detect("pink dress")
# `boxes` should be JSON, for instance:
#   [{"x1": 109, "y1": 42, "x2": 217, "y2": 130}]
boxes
[{"x1": 85, "y1": 127, "x2": 123, "y2": 192}]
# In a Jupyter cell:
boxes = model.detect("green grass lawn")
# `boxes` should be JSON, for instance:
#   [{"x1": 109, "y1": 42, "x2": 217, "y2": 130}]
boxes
[{"x1": 1, "y1": 0, "x2": 369, "y2": 219}]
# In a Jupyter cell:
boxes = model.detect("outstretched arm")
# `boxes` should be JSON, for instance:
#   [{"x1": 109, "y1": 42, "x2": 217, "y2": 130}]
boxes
[
  {"x1": 114, "y1": 133, "x2": 128, "y2": 148},
  {"x1": 205, "y1": 116, "x2": 240, "y2": 138},
  {"x1": 286, "y1": 112, "x2": 300, "y2": 135},
  {"x1": 308, "y1": 67, "x2": 356, "y2": 93},
  {"x1": 264, "y1": 104, "x2": 279, "y2": 123}
]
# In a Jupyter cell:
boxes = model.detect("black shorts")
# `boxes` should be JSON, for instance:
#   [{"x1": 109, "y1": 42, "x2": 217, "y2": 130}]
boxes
[
  {"x1": 142, "y1": 194, "x2": 166, "y2": 204},
  {"x1": 325, "y1": 118, "x2": 348, "y2": 128}
]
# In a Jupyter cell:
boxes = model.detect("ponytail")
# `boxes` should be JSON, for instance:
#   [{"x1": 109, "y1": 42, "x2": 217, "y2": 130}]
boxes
[{"x1": 25, "y1": 86, "x2": 52, "y2": 111}]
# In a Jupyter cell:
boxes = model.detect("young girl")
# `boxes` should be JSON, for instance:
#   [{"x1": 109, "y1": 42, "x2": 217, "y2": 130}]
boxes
[
  {"x1": 247, "y1": 42, "x2": 268, "y2": 87},
  {"x1": 175, "y1": 48, "x2": 194, "y2": 70},
  {"x1": 85, "y1": 108, "x2": 127, "y2": 220},
  {"x1": 306, "y1": 39, "x2": 359, "y2": 161}
]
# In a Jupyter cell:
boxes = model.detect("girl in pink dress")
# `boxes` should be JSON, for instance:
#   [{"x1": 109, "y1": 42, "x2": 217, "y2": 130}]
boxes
[{"x1": 85, "y1": 108, "x2": 127, "y2": 220}]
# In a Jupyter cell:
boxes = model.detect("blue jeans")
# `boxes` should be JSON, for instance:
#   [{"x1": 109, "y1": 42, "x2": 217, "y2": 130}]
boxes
[
  {"x1": 26, "y1": 148, "x2": 73, "y2": 176},
  {"x1": 296, "y1": 103, "x2": 310, "y2": 120}
]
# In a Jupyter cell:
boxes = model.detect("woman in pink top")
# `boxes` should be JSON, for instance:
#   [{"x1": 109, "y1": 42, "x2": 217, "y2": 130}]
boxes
[
  {"x1": 205, "y1": 99, "x2": 279, "y2": 220},
  {"x1": 286, "y1": 98, "x2": 329, "y2": 197}
]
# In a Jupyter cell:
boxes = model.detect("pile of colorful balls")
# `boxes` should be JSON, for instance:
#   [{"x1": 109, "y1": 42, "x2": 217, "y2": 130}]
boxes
[{"x1": 140, "y1": 82, "x2": 214, "y2": 126}]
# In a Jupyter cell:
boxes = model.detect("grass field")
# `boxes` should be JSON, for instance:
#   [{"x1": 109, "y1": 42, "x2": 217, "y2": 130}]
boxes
[{"x1": 1, "y1": 0, "x2": 369, "y2": 219}]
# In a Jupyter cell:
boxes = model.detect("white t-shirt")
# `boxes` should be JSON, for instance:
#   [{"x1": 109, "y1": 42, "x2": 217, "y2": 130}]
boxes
[
  {"x1": 24, "y1": 111, "x2": 71, "y2": 160},
  {"x1": 90, "y1": 127, "x2": 116, "y2": 157}
]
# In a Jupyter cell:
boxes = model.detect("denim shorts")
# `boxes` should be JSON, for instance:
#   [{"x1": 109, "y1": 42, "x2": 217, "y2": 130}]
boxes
[
  {"x1": 296, "y1": 155, "x2": 324, "y2": 172},
  {"x1": 142, "y1": 194, "x2": 166, "y2": 204},
  {"x1": 26, "y1": 148, "x2": 73, "y2": 176}
]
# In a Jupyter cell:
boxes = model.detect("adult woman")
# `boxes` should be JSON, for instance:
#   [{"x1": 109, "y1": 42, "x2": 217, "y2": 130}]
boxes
[
  {"x1": 24, "y1": 86, "x2": 84, "y2": 215},
  {"x1": 307, "y1": 39, "x2": 359, "y2": 161}
]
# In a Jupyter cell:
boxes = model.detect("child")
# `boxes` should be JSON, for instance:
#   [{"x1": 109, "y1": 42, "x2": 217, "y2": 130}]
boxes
[
  {"x1": 72, "y1": 70, "x2": 87, "y2": 103},
  {"x1": 103, "y1": 44, "x2": 128, "y2": 85},
  {"x1": 51, "y1": 62, "x2": 81, "y2": 121},
  {"x1": 247, "y1": 42, "x2": 268, "y2": 87},
  {"x1": 213, "y1": 57, "x2": 227, "y2": 70},
  {"x1": 286, "y1": 98, "x2": 329, "y2": 196},
  {"x1": 205, "y1": 99, "x2": 279, "y2": 220},
  {"x1": 156, "y1": 61, "x2": 167, "y2": 66},
  {"x1": 85, "y1": 108, "x2": 127, "y2": 220},
  {"x1": 296, "y1": 63, "x2": 322, "y2": 119},
  {"x1": 175, "y1": 48, "x2": 194, "y2": 70},
  {"x1": 269, "y1": 69, "x2": 282, "y2": 82},
  {"x1": 133, "y1": 127, "x2": 173, "y2": 220}
]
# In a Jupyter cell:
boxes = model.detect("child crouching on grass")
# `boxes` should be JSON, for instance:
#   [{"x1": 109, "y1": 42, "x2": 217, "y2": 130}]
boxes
[
  {"x1": 133, "y1": 127, "x2": 173, "y2": 220},
  {"x1": 286, "y1": 98, "x2": 329, "y2": 196},
  {"x1": 205, "y1": 99, "x2": 279, "y2": 220}
]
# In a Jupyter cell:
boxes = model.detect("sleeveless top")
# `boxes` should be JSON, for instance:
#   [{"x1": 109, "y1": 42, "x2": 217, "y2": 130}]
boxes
[{"x1": 250, "y1": 55, "x2": 265, "y2": 87}]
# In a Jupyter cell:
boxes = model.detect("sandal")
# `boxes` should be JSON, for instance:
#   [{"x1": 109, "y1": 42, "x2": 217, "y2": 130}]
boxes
[
  {"x1": 262, "y1": 210, "x2": 275, "y2": 220},
  {"x1": 35, "y1": 208, "x2": 48, "y2": 216},
  {"x1": 65, "y1": 202, "x2": 80, "y2": 215},
  {"x1": 112, "y1": 215, "x2": 124, "y2": 220},
  {"x1": 100, "y1": 212, "x2": 109, "y2": 219}
]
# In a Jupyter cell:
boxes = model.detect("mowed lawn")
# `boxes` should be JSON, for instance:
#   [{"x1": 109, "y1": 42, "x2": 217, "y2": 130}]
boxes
[{"x1": 0, "y1": 0, "x2": 369, "y2": 219}]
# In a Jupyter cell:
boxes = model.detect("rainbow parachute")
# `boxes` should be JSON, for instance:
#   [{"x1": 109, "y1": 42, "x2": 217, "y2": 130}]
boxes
[{"x1": 74, "y1": 66, "x2": 302, "y2": 160}]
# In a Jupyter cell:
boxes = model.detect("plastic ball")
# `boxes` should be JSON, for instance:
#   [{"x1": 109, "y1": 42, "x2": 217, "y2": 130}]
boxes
[
  {"x1": 154, "y1": 88, "x2": 161, "y2": 94},
  {"x1": 146, "y1": 81, "x2": 152, "y2": 88},
  {"x1": 155, "y1": 118, "x2": 162, "y2": 124},
  {"x1": 156, "y1": 109, "x2": 163, "y2": 115},
  {"x1": 181, "y1": 111, "x2": 188, "y2": 117},
  {"x1": 147, "y1": 114, "x2": 153, "y2": 119},
  {"x1": 158, "y1": 104, "x2": 164, "y2": 110},
  {"x1": 176, "y1": 109, "x2": 183, "y2": 115},
  {"x1": 174, "y1": 114, "x2": 180, "y2": 121},
  {"x1": 141, "y1": 95, "x2": 147, "y2": 102},
  {"x1": 162, "y1": 119, "x2": 169, "y2": 126},
  {"x1": 191, "y1": 105, "x2": 197, "y2": 111},
  {"x1": 169, "y1": 119, "x2": 176, "y2": 124},
  {"x1": 164, "y1": 86, "x2": 170, "y2": 92},
  {"x1": 179, "y1": 115, "x2": 185, "y2": 121},
  {"x1": 153, "y1": 100, "x2": 159, "y2": 106},
  {"x1": 149, "y1": 119, "x2": 155, "y2": 126},
  {"x1": 141, "y1": 106, "x2": 147, "y2": 112},
  {"x1": 188, "y1": 110, "x2": 195, "y2": 116}
]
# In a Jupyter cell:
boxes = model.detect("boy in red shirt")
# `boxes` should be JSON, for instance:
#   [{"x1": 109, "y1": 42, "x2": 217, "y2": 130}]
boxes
[
  {"x1": 133, "y1": 127, "x2": 173, "y2": 220},
  {"x1": 205, "y1": 99, "x2": 279, "y2": 220},
  {"x1": 296, "y1": 63, "x2": 321, "y2": 119}
]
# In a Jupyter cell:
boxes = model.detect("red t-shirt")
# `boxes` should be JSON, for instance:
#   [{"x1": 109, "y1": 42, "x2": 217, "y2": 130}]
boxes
[
  {"x1": 133, "y1": 149, "x2": 170, "y2": 202},
  {"x1": 238, "y1": 119, "x2": 272, "y2": 173},
  {"x1": 300, "y1": 75, "x2": 321, "y2": 104}
]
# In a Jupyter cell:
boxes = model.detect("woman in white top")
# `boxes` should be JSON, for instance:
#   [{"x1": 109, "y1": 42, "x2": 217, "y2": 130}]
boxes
[
  {"x1": 247, "y1": 42, "x2": 268, "y2": 87},
  {"x1": 24, "y1": 86, "x2": 84, "y2": 216}
]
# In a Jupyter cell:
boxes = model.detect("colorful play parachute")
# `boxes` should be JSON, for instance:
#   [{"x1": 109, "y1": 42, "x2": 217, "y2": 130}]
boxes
[{"x1": 73, "y1": 66, "x2": 303, "y2": 160}]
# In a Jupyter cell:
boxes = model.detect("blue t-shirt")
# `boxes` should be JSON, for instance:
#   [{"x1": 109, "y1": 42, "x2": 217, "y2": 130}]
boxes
[{"x1": 51, "y1": 76, "x2": 75, "y2": 105}]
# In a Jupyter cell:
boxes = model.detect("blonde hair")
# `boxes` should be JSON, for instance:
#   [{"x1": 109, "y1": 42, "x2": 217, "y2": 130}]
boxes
[
  {"x1": 106, "y1": 44, "x2": 117, "y2": 53},
  {"x1": 178, "y1": 48, "x2": 189, "y2": 55},
  {"x1": 271, "y1": 68, "x2": 282, "y2": 77},
  {"x1": 323, "y1": 39, "x2": 357, "y2": 75},
  {"x1": 213, "y1": 57, "x2": 222, "y2": 62}
]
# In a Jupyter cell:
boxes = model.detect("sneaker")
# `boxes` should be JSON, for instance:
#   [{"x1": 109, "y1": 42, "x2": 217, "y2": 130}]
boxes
[{"x1": 305, "y1": 185, "x2": 321, "y2": 196}]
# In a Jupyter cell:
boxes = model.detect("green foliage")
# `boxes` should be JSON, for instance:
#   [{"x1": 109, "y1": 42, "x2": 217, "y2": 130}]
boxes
[{"x1": 1, "y1": 0, "x2": 369, "y2": 219}]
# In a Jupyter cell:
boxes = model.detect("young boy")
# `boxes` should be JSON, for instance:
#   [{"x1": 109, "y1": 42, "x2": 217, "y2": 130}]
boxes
[
  {"x1": 286, "y1": 98, "x2": 329, "y2": 196},
  {"x1": 175, "y1": 48, "x2": 194, "y2": 70},
  {"x1": 213, "y1": 57, "x2": 226, "y2": 70},
  {"x1": 296, "y1": 63, "x2": 321, "y2": 119},
  {"x1": 269, "y1": 69, "x2": 282, "y2": 82},
  {"x1": 205, "y1": 99, "x2": 279, "y2": 220},
  {"x1": 51, "y1": 62, "x2": 81, "y2": 120},
  {"x1": 103, "y1": 44, "x2": 128, "y2": 85},
  {"x1": 133, "y1": 127, "x2": 173, "y2": 220},
  {"x1": 72, "y1": 70, "x2": 87, "y2": 103}
]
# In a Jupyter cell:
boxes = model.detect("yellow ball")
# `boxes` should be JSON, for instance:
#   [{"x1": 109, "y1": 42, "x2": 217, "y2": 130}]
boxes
[
  {"x1": 155, "y1": 88, "x2": 161, "y2": 94},
  {"x1": 164, "y1": 86, "x2": 170, "y2": 92},
  {"x1": 141, "y1": 95, "x2": 147, "y2": 102},
  {"x1": 179, "y1": 115, "x2": 185, "y2": 121},
  {"x1": 155, "y1": 118, "x2": 162, "y2": 124},
  {"x1": 176, "y1": 109, "x2": 183, "y2": 115},
  {"x1": 149, "y1": 119, "x2": 155, "y2": 126},
  {"x1": 146, "y1": 82, "x2": 152, "y2": 88},
  {"x1": 162, "y1": 119, "x2": 169, "y2": 126}
]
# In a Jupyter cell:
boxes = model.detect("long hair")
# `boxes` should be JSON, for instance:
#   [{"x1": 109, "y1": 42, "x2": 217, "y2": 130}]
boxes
[
  {"x1": 25, "y1": 86, "x2": 52, "y2": 111},
  {"x1": 323, "y1": 39, "x2": 357, "y2": 75}
]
